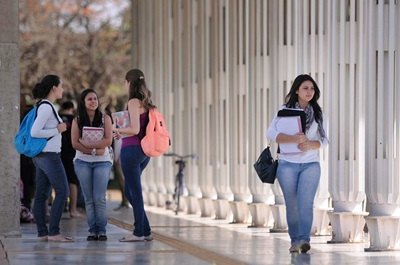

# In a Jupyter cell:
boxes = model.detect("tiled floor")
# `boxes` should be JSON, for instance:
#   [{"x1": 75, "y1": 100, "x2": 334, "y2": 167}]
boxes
[{"x1": 2, "y1": 199, "x2": 400, "y2": 265}]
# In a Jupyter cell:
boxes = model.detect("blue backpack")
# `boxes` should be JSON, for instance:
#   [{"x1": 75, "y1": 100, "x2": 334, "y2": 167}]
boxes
[{"x1": 14, "y1": 101, "x2": 59, "y2": 158}]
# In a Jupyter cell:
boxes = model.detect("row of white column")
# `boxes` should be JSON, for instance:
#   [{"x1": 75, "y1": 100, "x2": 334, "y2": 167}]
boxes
[{"x1": 132, "y1": 0, "x2": 400, "y2": 251}]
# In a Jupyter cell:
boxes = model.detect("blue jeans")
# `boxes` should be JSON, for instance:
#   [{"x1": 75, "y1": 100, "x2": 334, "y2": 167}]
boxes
[
  {"x1": 276, "y1": 160, "x2": 320, "y2": 244},
  {"x1": 120, "y1": 145, "x2": 151, "y2": 237},
  {"x1": 32, "y1": 152, "x2": 69, "y2": 237},
  {"x1": 74, "y1": 159, "x2": 112, "y2": 235}
]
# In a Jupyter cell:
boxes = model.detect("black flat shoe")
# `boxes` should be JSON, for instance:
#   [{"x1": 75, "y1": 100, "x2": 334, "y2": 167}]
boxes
[
  {"x1": 98, "y1": 235, "x2": 107, "y2": 241},
  {"x1": 87, "y1": 234, "x2": 98, "y2": 241}
]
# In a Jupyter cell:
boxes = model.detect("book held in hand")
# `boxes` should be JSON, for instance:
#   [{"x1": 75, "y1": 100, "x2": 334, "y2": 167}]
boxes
[
  {"x1": 275, "y1": 116, "x2": 303, "y2": 154},
  {"x1": 82, "y1": 127, "x2": 104, "y2": 144},
  {"x1": 112, "y1": 111, "x2": 130, "y2": 129}
]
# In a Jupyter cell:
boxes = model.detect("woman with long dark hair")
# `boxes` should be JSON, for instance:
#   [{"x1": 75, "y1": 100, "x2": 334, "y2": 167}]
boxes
[
  {"x1": 267, "y1": 74, "x2": 328, "y2": 253},
  {"x1": 71, "y1": 88, "x2": 113, "y2": 241},
  {"x1": 114, "y1": 69, "x2": 155, "y2": 242},
  {"x1": 30, "y1": 74, "x2": 72, "y2": 242}
]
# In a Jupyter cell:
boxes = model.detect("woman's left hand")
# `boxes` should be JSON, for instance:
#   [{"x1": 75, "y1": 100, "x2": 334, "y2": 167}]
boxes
[{"x1": 298, "y1": 141, "x2": 313, "y2": 152}]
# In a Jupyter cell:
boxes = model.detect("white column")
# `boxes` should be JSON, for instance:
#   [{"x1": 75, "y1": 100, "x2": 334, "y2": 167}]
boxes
[
  {"x1": 243, "y1": 0, "x2": 274, "y2": 228},
  {"x1": 211, "y1": 0, "x2": 234, "y2": 220},
  {"x1": 327, "y1": 0, "x2": 368, "y2": 243},
  {"x1": 267, "y1": 0, "x2": 288, "y2": 232},
  {"x1": 227, "y1": 0, "x2": 252, "y2": 224},
  {"x1": 364, "y1": 0, "x2": 400, "y2": 251},
  {"x1": 196, "y1": 0, "x2": 218, "y2": 218}
]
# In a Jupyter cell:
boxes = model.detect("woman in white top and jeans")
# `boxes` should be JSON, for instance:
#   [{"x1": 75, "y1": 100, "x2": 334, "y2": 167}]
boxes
[
  {"x1": 30, "y1": 75, "x2": 72, "y2": 242},
  {"x1": 71, "y1": 88, "x2": 113, "y2": 241},
  {"x1": 267, "y1": 74, "x2": 328, "y2": 253}
]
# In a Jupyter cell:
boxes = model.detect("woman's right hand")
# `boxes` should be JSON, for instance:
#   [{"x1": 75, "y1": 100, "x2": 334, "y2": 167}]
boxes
[
  {"x1": 113, "y1": 128, "x2": 121, "y2": 140},
  {"x1": 57, "y1": 123, "x2": 67, "y2": 133},
  {"x1": 293, "y1": 133, "x2": 308, "y2": 144}
]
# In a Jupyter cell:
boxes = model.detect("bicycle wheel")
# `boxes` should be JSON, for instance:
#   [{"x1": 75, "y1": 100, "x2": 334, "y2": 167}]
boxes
[{"x1": 175, "y1": 172, "x2": 184, "y2": 215}]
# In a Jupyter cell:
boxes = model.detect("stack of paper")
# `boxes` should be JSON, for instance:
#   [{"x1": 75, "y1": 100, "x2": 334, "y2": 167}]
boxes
[{"x1": 276, "y1": 115, "x2": 303, "y2": 154}]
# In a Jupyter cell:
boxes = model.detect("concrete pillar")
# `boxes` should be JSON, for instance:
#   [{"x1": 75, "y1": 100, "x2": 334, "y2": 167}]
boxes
[
  {"x1": 0, "y1": 0, "x2": 20, "y2": 236},
  {"x1": 326, "y1": 0, "x2": 368, "y2": 243},
  {"x1": 364, "y1": 0, "x2": 400, "y2": 252}
]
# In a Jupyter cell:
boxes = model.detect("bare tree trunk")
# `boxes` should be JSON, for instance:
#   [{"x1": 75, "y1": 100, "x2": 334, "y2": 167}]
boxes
[{"x1": 0, "y1": 0, "x2": 21, "y2": 236}]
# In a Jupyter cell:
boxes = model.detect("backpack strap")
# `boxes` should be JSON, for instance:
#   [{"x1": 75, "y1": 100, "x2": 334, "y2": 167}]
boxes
[
  {"x1": 35, "y1": 100, "x2": 61, "y2": 141},
  {"x1": 35, "y1": 100, "x2": 61, "y2": 124}
]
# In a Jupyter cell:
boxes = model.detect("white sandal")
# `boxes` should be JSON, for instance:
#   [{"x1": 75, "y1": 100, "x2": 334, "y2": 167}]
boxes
[{"x1": 119, "y1": 234, "x2": 145, "y2": 242}]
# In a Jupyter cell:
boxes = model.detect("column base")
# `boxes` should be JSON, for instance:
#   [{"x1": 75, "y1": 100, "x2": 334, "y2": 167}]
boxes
[
  {"x1": 185, "y1": 196, "x2": 200, "y2": 215},
  {"x1": 311, "y1": 208, "x2": 333, "y2": 236},
  {"x1": 248, "y1": 203, "x2": 273, "y2": 228},
  {"x1": 213, "y1": 199, "x2": 232, "y2": 220},
  {"x1": 269, "y1": 204, "x2": 288, "y2": 232},
  {"x1": 327, "y1": 211, "x2": 368, "y2": 243},
  {"x1": 199, "y1": 198, "x2": 214, "y2": 218},
  {"x1": 143, "y1": 191, "x2": 149, "y2": 205},
  {"x1": 157, "y1": 193, "x2": 167, "y2": 208},
  {"x1": 364, "y1": 216, "x2": 400, "y2": 251},
  {"x1": 229, "y1": 201, "x2": 250, "y2": 224},
  {"x1": 147, "y1": 191, "x2": 158, "y2": 206}
]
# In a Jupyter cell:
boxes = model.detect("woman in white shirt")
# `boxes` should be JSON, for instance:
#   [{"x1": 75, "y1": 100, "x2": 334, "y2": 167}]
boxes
[
  {"x1": 30, "y1": 75, "x2": 72, "y2": 242},
  {"x1": 71, "y1": 88, "x2": 113, "y2": 241},
  {"x1": 267, "y1": 74, "x2": 328, "y2": 253}
]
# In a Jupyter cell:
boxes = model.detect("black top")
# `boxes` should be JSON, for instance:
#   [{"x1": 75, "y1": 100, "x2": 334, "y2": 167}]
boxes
[{"x1": 59, "y1": 113, "x2": 76, "y2": 160}]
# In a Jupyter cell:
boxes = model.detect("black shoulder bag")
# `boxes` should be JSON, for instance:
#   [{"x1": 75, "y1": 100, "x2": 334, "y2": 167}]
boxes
[{"x1": 253, "y1": 146, "x2": 278, "y2": 184}]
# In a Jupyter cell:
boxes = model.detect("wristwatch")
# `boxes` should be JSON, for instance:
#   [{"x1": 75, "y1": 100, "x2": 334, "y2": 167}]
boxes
[{"x1": 91, "y1": 148, "x2": 96, "y2": 156}]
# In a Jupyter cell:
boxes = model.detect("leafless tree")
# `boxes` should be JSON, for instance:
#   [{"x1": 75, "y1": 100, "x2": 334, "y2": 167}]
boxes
[{"x1": 19, "y1": 0, "x2": 131, "y2": 109}]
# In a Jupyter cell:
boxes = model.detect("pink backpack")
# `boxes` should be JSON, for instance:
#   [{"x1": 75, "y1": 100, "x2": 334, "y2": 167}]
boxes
[{"x1": 141, "y1": 108, "x2": 171, "y2": 157}]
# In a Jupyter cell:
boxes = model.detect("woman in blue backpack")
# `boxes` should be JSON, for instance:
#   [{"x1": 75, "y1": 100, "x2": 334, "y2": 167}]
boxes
[
  {"x1": 114, "y1": 69, "x2": 155, "y2": 242},
  {"x1": 30, "y1": 75, "x2": 73, "y2": 242}
]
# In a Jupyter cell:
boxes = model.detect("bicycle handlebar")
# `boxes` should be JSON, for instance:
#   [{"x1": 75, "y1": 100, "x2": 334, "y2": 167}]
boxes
[{"x1": 164, "y1": 153, "x2": 197, "y2": 160}]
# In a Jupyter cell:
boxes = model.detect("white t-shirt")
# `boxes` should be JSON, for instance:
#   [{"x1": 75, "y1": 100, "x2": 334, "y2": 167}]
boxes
[
  {"x1": 30, "y1": 100, "x2": 62, "y2": 153},
  {"x1": 266, "y1": 107, "x2": 328, "y2": 163}
]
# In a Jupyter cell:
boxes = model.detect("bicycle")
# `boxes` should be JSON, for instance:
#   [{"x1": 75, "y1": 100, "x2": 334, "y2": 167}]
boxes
[{"x1": 164, "y1": 153, "x2": 196, "y2": 215}]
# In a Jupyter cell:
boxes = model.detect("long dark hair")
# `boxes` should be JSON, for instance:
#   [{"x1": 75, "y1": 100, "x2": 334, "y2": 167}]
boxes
[
  {"x1": 285, "y1": 74, "x2": 324, "y2": 134},
  {"x1": 125, "y1": 69, "x2": 156, "y2": 110},
  {"x1": 76, "y1": 88, "x2": 103, "y2": 134},
  {"x1": 32, "y1": 75, "x2": 60, "y2": 99}
]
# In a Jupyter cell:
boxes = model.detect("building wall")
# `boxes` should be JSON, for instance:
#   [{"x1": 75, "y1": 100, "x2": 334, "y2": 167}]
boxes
[{"x1": 134, "y1": 0, "x2": 400, "y2": 213}]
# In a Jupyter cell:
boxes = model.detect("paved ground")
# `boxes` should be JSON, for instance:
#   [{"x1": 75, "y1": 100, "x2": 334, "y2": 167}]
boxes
[{"x1": 2, "y1": 195, "x2": 400, "y2": 265}]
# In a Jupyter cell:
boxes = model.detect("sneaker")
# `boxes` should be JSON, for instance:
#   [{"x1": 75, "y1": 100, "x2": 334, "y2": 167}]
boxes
[
  {"x1": 87, "y1": 234, "x2": 98, "y2": 241},
  {"x1": 144, "y1": 234, "x2": 153, "y2": 241},
  {"x1": 299, "y1": 240, "x2": 311, "y2": 253},
  {"x1": 289, "y1": 243, "x2": 300, "y2": 253},
  {"x1": 98, "y1": 234, "x2": 108, "y2": 241}
]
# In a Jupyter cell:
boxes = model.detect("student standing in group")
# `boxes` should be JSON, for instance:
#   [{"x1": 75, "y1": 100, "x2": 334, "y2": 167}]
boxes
[
  {"x1": 30, "y1": 74, "x2": 72, "y2": 242},
  {"x1": 267, "y1": 74, "x2": 328, "y2": 253},
  {"x1": 114, "y1": 69, "x2": 154, "y2": 242},
  {"x1": 59, "y1": 101, "x2": 82, "y2": 218},
  {"x1": 71, "y1": 88, "x2": 113, "y2": 241}
]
